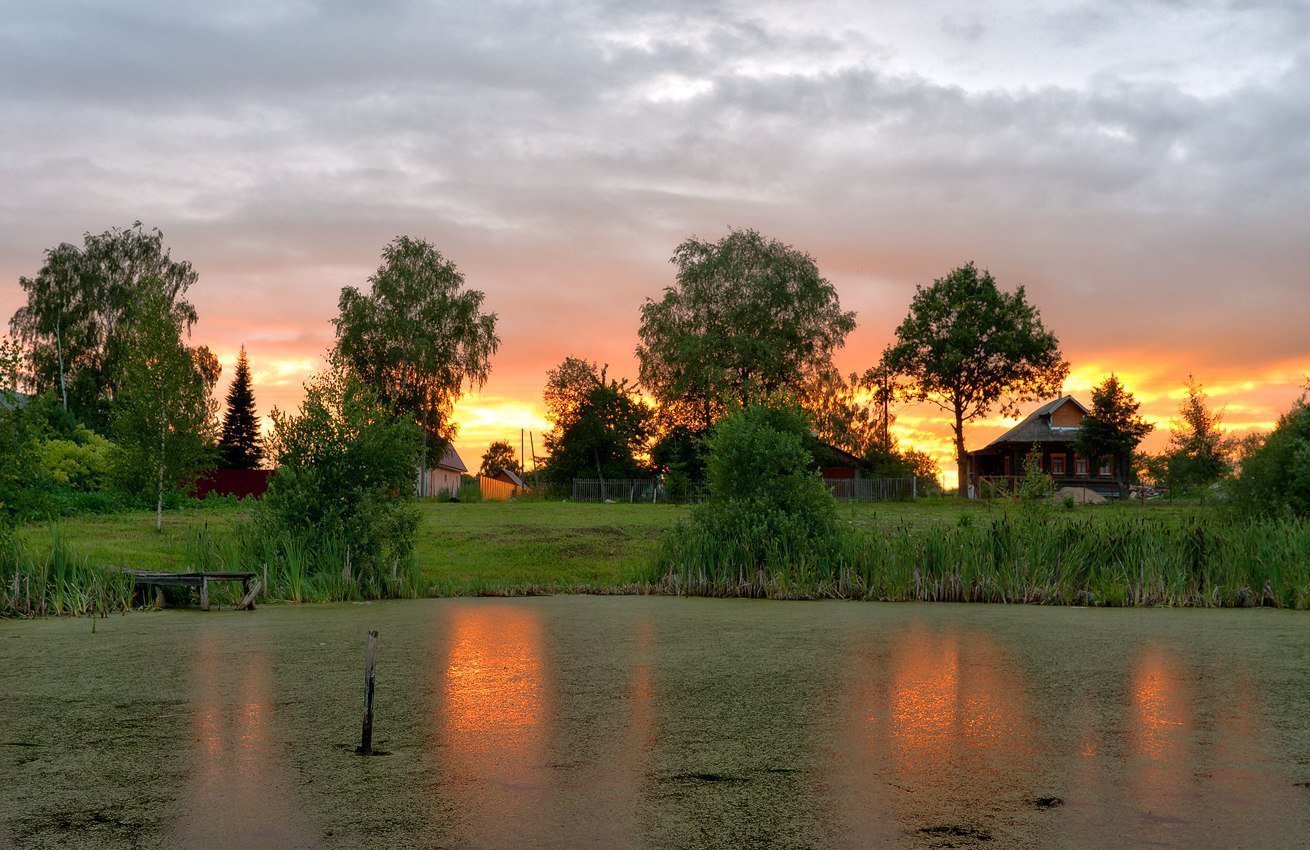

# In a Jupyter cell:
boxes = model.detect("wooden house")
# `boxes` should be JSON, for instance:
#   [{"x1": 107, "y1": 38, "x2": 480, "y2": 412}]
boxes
[
  {"x1": 419, "y1": 445, "x2": 467, "y2": 498},
  {"x1": 966, "y1": 396, "x2": 1130, "y2": 498}
]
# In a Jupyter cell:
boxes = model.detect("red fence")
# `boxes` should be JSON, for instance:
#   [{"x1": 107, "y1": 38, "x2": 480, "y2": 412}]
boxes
[{"x1": 194, "y1": 468, "x2": 274, "y2": 500}]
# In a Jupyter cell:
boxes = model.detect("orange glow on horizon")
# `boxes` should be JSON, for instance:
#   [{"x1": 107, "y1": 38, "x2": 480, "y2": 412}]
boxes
[{"x1": 211, "y1": 340, "x2": 1307, "y2": 490}]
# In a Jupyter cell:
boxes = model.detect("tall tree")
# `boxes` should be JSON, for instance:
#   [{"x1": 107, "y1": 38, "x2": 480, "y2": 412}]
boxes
[
  {"x1": 542, "y1": 357, "x2": 652, "y2": 489},
  {"x1": 9, "y1": 223, "x2": 199, "y2": 429},
  {"x1": 883, "y1": 262, "x2": 1068, "y2": 496},
  {"x1": 636, "y1": 228, "x2": 856, "y2": 435},
  {"x1": 333, "y1": 236, "x2": 498, "y2": 477},
  {"x1": 1074, "y1": 374, "x2": 1153, "y2": 488},
  {"x1": 1160, "y1": 376, "x2": 1235, "y2": 497},
  {"x1": 110, "y1": 291, "x2": 218, "y2": 531},
  {"x1": 805, "y1": 370, "x2": 881, "y2": 459},
  {"x1": 218, "y1": 346, "x2": 263, "y2": 469},
  {"x1": 1230, "y1": 385, "x2": 1310, "y2": 516},
  {"x1": 479, "y1": 439, "x2": 521, "y2": 478}
]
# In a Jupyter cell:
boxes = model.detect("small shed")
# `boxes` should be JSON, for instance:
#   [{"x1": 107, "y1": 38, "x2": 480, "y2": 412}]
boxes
[
  {"x1": 420, "y1": 446, "x2": 467, "y2": 498},
  {"x1": 490, "y1": 468, "x2": 525, "y2": 489}
]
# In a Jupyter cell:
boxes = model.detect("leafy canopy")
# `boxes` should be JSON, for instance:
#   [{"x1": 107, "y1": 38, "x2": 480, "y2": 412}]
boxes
[
  {"x1": 541, "y1": 357, "x2": 651, "y2": 484},
  {"x1": 637, "y1": 228, "x2": 855, "y2": 434},
  {"x1": 1157, "y1": 376, "x2": 1235, "y2": 496},
  {"x1": 9, "y1": 223, "x2": 199, "y2": 430},
  {"x1": 1230, "y1": 386, "x2": 1310, "y2": 516},
  {"x1": 883, "y1": 262, "x2": 1067, "y2": 491},
  {"x1": 661, "y1": 402, "x2": 841, "y2": 576},
  {"x1": 479, "y1": 439, "x2": 521, "y2": 478},
  {"x1": 1074, "y1": 374, "x2": 1153, "y2": 463},
  {"x1": 333, "y1": 236, "x2": 498, "y2": 455},
  {"x1": 218, "y1": 346, "x2": 263, "y2": 469},
  {"x1": 109, "y1": 290, "x2": 218, "y2": 530}
]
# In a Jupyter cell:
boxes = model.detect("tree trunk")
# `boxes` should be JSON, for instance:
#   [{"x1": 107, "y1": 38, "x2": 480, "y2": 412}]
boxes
[
  {"x1": 954, "y1": 405, "x2": 968, "y2": 499},
  {"x1": 593, "y1": 447, "x2": 607, "y2": 501},
  {"x1": 156, "y1": 422, "x2": 166, "y2": 532},
  {"x1": 55, "y1": 317, "x2": 67, "y2": 410}
]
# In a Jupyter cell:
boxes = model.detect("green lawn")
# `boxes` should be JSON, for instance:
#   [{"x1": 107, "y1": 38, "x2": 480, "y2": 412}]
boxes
[
  {"x1": 17, "y1": 496, "x2": 1212, "y2": 596},
  {"x1": 16, "y1": 500, "x2": 693, "y2": 593}
]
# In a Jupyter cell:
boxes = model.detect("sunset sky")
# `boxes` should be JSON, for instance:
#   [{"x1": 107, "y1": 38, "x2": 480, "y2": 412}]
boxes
[{"x1": 3, "y1": 1, "x2": 1308, "y2": 487}]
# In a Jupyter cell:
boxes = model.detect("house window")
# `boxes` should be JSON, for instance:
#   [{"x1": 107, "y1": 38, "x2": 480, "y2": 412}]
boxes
[
  {"x1": 1051, "y1": 454, "x2": 1066, "y2": 476},
  {"x1": 1075, "y1": 457, "x2": 1088, "y2": 477},
  {"x1": 1098, "y1": 459, "x2": 1113, "y2": 478}
]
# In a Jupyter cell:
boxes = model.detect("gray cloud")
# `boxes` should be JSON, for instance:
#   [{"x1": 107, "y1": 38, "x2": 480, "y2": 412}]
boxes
[{"x1": 2, "y1": 0, "x2": 1307, "y2": 441}]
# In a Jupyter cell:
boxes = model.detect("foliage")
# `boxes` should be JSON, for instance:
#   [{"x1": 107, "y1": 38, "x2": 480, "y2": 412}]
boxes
[
  {"x1": 333, "y1": 236, "x2": 499, "y2": 458},
  {"x1": 1074, "y1": 374, "x2": 1153, "y2": 470},
  {"x1": 258, "y1": 367, "x2": 422, "y2": 584},
  {"x1": 1229, "y1": 389, "x2": 1310, "y2": 517},
  {"x1": 39, "y1": 430, "x2": 113, "y2": 491},
  {"x1": 0, "y1": 336, "x2": 26, "y2": 395},
  {"x1": 805, "y1": 369, "x2": 882, "y2": 459},
  {"x1": 0, "y1": 401, "x2": 47, "y2": 520},
  {"x1": 8, "y1": 223, "x2": 199, "y2": 430},
  {"x1": 218, "y1": 345, "x2": 263, "y2": 469},
  {"x1": 655, "y1": 403, "x2": 842, "y2": 583},
  {"x1": 636, "y1": 228, "x2": 856, "y2": 434},
  {"x1": 1017, "y1": 444, "x2": 1054, "y2": 502},
  {"x1": 883, "y1": 262, "x2": 1068, "y2": 495},
  {"x1": 541, "y1": 356, "x2": 652, "y2": 484},
  {"x1": 109, "y1": 291, "x2": 218, "y2": 530},
  {"x1": 1157, "y1": 377, "x2": 1235, "y2": 498},
  {"x1": 479, "y1": 439, "x2": 521, "y2": 478}
]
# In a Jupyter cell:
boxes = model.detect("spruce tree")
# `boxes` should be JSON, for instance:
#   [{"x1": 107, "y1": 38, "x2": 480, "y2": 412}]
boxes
[{"x1": 218, "y1": 346, "x2": 263, "y2": 469}]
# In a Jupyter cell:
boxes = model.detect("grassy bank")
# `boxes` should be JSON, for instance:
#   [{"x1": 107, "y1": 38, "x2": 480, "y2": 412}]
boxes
[{"x1": 8, "y1": 498, "x2": 1306, "y2": 613}]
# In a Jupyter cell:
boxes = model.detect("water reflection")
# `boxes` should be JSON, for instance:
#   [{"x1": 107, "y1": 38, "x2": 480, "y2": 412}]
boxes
[
  {"x1": 172, "y1": 628, "x2": 317, "y2": 849},
  {"x1": 435, "y1": 604, "x2": 552, "y2": 843},
  {"x1": 834, "y1": 621, "x2": 1037, "y2": 845}
]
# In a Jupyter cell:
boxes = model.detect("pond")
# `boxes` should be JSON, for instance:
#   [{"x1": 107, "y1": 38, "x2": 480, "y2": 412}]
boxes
[{"x1": 2, "y1": 598, "x2": 1308, "y2": 848}]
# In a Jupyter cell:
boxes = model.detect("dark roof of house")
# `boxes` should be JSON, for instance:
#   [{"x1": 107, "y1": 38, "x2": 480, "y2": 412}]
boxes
[
  {"x1": 435, "y1": 445, "x2": 467, "y2": 473},
  {"x1": 0, "y1": 391, "x2": 30, "y2": 412},
  {"x1": 973, "y1": 396, "x2": 1088, "y2": 453},
  {"x1": 497, "y1": 468, "x2": 525, "y2": 487}
]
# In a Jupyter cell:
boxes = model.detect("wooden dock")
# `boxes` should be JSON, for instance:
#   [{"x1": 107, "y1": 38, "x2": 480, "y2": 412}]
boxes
[{"x1": 121, "y1": 569, "x2": 260, "y2": 611}]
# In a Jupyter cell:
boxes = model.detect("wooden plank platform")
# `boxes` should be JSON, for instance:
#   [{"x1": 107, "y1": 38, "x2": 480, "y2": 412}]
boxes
[{"x1": 120, "y1": 569, "x2": 258, "y2": 611}]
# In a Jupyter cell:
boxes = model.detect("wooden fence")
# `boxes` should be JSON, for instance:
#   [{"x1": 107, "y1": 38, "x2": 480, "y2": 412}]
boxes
[
  {"x1": 478, "y1": 475, "x2": 519, "y2": 501},
  {"x1": 570, "y1": 479, "x2": 711, "y2": 504},
  {"x1": 570, "y1": 477, "x2": 915, "y2": 503},
  {"x1": 825, "y1": 477, "x2": 917, "y2": 501}
]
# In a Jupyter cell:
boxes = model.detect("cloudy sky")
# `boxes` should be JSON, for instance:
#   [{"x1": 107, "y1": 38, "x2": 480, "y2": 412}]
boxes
[{"x1": 4, "y1": 0, "x2": 1308, "y2": 485}]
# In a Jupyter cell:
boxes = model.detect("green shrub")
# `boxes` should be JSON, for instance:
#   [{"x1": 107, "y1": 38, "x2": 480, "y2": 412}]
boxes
[
  {"x1": 1230, "y1": 395, "x2": 1310, "y2": 517},
  {"x1": 254, "y1": 368, "x2": 422, "y2": 591},
  {"x1": 653, "y1": 403, "x2": 843, "y2": 590}
]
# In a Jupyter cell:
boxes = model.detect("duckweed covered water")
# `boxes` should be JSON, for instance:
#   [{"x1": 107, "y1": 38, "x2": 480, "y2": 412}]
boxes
[{"x1": 2, "y1": 598, "x2": 1308, "y2": 848}]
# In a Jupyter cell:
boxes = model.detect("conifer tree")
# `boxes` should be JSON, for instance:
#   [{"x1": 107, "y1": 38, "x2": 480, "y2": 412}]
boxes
[{"x1": 218, "y1": 346, "x2": 263, "y2": 469}]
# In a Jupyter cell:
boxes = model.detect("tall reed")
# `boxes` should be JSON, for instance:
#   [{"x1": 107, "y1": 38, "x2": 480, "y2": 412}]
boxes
[{"x1": 652, "y1": 512, "x2": 1310, "y2": 608}]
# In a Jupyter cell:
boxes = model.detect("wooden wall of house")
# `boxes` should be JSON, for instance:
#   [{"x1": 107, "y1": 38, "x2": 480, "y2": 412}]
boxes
[{"x1": 1050, "y1": 400, "x2": 1086, "y2": 428}]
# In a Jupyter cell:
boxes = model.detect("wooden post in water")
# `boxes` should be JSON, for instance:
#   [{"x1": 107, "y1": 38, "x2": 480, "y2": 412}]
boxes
[{"x1": 357, "y1": 630, "x2": 379, "y2": 755}]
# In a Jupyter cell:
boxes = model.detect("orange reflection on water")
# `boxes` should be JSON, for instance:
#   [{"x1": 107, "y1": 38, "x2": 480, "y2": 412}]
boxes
[
  {"x1": 441, "y1": 604, "x2": 546, "y2": 746},
  {"x1": 886, "y1": 625, "x2": 1032, "y2": 764},
  {"x1": 435, "y1": 604, "x2": 552, "y2": 845},
  {"x1": 1131, "y1": 646, "x2": 1188, "y2": 760}
]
